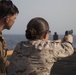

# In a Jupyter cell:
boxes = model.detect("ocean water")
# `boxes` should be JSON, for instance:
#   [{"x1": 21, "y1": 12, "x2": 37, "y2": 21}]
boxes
[{"x1": 3, "y1": 34, "x2": 76, "y2": 50}]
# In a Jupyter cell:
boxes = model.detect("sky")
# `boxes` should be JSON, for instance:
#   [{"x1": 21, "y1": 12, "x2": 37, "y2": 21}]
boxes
[{"x1": 3, "y1": 0, "x2": 76, "y2": 35}]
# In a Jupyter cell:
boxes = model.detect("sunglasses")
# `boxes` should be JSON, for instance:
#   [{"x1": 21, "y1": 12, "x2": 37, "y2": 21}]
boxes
[
  {"x1": 48, "y1": 30, "x2": 51, "y2": 33},
  {"x1": 45, "y1": 30, "x2": 51, "y2": 34}
]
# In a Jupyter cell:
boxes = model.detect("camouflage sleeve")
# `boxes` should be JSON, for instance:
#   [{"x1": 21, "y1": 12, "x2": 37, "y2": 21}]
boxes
[
  {"x1": 49, "y1": 42, "x2": 74, "y2": 58},
  {"x1": 7, "y1": 43, "x2": 22, "y2": 74},
  {"x1": 10, "y1": 42, "x2": 21, "y2": 61}
]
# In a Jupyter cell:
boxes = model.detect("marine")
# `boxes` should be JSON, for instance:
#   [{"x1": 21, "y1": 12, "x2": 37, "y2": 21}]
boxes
[
  {"x1": 7, "y1": 17, "x2": 74, "y2": 75},
  {"x1": 0, "y1": 0, "x2": 19, "y2": 75},
  {"x1": 0, "y1": 32, "x2": 9, "y2": 75}
]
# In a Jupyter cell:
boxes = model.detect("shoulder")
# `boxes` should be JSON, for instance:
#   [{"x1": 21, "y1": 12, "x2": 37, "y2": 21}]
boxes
[
  {"x1": 30, "y1": 40, "x2": 54, "y2": 50},
  {"x1": 16, "y1": 41, "x2": 31, "y2": 47},
  {"x1": 0, "y1": 32, "x2": 7, "y2": 46},
  {"x1": 14, "y1": 41, "x2": 32, "y2": 51}
]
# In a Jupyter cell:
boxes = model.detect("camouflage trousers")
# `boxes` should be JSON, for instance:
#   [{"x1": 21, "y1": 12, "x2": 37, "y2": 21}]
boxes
[{"x1": 0, "y1": 60, "x2": 10, "y2": 75}]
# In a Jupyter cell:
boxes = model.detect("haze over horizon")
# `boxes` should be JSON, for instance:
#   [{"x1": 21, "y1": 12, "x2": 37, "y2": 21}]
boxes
[{"x1": 3, "y1": 0, "x2": 76, "y2": 35}]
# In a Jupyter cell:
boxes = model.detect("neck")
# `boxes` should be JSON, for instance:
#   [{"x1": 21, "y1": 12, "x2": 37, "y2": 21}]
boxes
[
  {"x1": 41, "y1": 38, "x2": 48, "y2": 42},
  {"x1": 0, "y1": 20, "x2": 5, "y2": 32},
  {"x1": 41, "y1": 32, "x2": 49, "y2": 42}
]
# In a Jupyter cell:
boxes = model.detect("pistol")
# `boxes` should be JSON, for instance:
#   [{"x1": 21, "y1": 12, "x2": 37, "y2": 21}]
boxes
[{"x1": 65, "y1": 30, "x2": 73, "y2": 36}]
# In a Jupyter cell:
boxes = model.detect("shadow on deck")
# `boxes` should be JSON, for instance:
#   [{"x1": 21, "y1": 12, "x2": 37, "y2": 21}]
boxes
[{"x1": 51, "y1": 51, "x2": 76, "y2": 75}]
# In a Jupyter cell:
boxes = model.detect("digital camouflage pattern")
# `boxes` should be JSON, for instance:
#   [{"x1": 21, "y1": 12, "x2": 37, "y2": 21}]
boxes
[
  {"x1": 8, "y1": 40, "x2": 74, "y2": 75},
  {"x1": 0, "y1": 32, "x2": 8, "y2": 75}
]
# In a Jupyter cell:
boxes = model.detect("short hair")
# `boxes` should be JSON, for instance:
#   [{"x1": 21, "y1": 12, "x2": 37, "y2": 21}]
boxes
[
  {"x1": 26, "y1": 17, "x2": 50, "y2": 40},
  {"x1": 0, "y1": 0, "x2": 19, "y2": 19}
]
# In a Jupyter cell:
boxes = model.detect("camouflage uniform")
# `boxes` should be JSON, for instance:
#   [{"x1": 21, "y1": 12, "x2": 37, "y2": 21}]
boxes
[
  {"x1": 8, "y1": 40, "x2": 74, "y2": 75},
  {"x1": 0, "y1": 32, "x2": 9, "y2": 75}
]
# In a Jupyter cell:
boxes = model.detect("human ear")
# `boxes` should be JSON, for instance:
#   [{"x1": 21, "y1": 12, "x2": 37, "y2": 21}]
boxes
[
  {"x1": 6, "y1": 17, "x2": 10, "y2": 23},
  {"x1": 44, "y1": 32, "x2": 48, "y2": 39}
]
